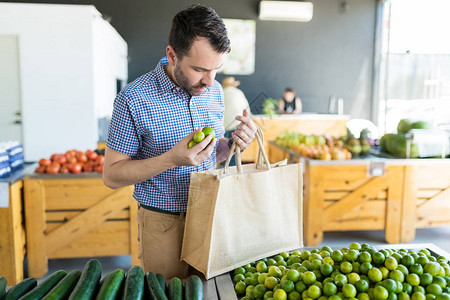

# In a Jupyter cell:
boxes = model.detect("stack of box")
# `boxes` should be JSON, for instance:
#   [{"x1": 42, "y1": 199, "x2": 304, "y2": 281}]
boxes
[{"x1": 0, "y1": 141, "x2": 24, "y2": 178}]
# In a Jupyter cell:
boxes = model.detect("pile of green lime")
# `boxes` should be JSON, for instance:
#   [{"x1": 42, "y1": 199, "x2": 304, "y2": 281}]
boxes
[
  {"x1": 232, "y1": 243, "x2": 450, "y2": 300},
  {"x1": 188, "y1": 127, "x2": 215, "y2": 148}
]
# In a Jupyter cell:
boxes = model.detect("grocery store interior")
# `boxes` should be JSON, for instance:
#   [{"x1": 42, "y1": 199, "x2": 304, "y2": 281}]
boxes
[{"x1": 1, "y1": 0, "x2": 450, "y2": 299}]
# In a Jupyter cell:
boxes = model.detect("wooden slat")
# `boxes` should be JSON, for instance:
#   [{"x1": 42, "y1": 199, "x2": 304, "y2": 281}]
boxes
[
  {"x1": 24, "y1": 179, "x2": 49, "y2": 278},
  {"x1": 129, "y1": 198, "x2": 140, "y2": 267},
  {"x1": 323, "y1": 198, "x2": 385, "y2": 209},
  {"x1": 45, "y1": 209, "x2": 130, "y2": 222},
  {"x1": 416, "y1": 210, "x2": 450, "y2": 228},
  {"x1": 49, "y1": 221, "x2": 130, "y2": 258},
  {"x1": 400, "y1": 165, "x2": 417, "y2": 243},
  {"x1": 385, "y1": 166, "x2": 404, "y2": 244},
  {"x1": 215, "y1": 273, "x2": 238, "y2": 300},
  {"x1": 324, "y1": 189, "x2": 387, "y2": 201},
  {"x1": 325, "y1": 219, "x2": 385, "y2": 231},
  {"x1": 45, "y1": 186, "x2": 131, "y2": 255},
  {"x1": 303, "y1": 163, "x2": 324, "y2": 246},
  {"x1": 0, "y1": 181, "x2": 25, "y2": 285},
  {"x1": 413, "y1": 164, "x2": 450, "y2": 188},
  {"x1": 42, "y1": 178, "x2": 114, "y2": 210},
  {"x1": 323, "y1": 174, "x2": 389, "y2": 222},
  {"x1": 322, "y1": 200, "x2": 386, "y2": 230},
  {"x1": 416, "y1": 188, "x2": 450, "y2": 215},
  {"x1": 417, "y1": 189, "x2": 442, "y2": 199}
]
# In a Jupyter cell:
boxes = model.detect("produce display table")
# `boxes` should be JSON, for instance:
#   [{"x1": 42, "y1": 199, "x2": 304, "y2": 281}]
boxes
[
  {"x1": 0, "y1": 170, "x2": 26, "y2": 285},
  {"x1": 242, "y1": 114, "x2": 349, "y2": 162},
  {"x1": 23, "y1": 169, "x2": 138, "y2": 278},
  {"x1": 270, "y1": 142, "x2": 450, "y2": 246},
  {"x1": 213, "y1": 243, "x2": 450, "y2": 300}
]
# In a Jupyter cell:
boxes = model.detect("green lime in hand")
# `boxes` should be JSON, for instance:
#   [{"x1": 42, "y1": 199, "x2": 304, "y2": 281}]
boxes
[
  {"x1": 202, "y1": 126, "x2": 215, "y2": 139},
  {"x1": 193, "y1": 131, "x2": 205, "y2": 143},
  {"x1": 188, "y1": 140, "x2": 197, "y2": 148}
]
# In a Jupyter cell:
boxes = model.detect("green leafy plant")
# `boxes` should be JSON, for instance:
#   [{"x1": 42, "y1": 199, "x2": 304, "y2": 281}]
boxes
[{"x1": 263, "y1": 98, "x2": 278, "y2": 117}]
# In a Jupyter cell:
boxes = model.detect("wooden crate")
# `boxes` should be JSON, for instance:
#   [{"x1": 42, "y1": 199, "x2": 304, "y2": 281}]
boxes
[
  {"x1": 304, "y1": 160, "x2": 405, "y2": 246},
  {"x1": 401, "y1": 160, "x2": 450, "y2": 243},
  {"x1": 0, "y1": 180, "x2": 26, "y2": 285},
  {"x1": 23, "y1": 176, "x2": 137, "y2": 278}
]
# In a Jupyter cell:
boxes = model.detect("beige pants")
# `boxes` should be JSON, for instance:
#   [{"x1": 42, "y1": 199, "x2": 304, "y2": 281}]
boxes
[{"x1": 137, "y1": 205, "x2": 189, "y2": 279}]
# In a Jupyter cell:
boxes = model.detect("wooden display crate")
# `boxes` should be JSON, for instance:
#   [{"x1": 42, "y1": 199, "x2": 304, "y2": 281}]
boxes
[
  {"x1": 0, "y1": 180, "x2": 26, "y2": 285},
  {"x1": 303, "y1": 160, "x2": 406, "y2": 246},
  {"x1": 401, "y1": 160, "x2": 450, "y2": 243},
  {"x1": 23, "y1": 175, "x2": 137, "y2": 278}
]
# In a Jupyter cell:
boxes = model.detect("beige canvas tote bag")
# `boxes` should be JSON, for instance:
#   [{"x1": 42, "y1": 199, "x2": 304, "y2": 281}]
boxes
[{"x1": 181, "y1": 127, "x2": 303, "y2": 279}]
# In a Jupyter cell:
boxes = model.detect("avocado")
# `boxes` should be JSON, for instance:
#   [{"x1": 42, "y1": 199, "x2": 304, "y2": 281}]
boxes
[
  {"x1": 410, "y1": 120, "x2": 433, "y2": 130},
  {"x1": 397, "y1": 119, "x2": 413, "y2": 133},
  {"x1": 386, "y1": 133, "x2": 419, "y2": 158}
]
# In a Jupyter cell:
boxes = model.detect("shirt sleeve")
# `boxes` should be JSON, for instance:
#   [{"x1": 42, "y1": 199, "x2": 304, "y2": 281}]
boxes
[{"x1": 106, "y1": 92, "x2": 141, "y2": 156}]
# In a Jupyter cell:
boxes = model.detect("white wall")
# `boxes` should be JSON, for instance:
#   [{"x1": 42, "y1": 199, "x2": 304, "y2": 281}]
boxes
[
  {"x1": 0, "y1": 3, "x2": 127, "y2": 161},
  {"x1": 92, "y1": 14, "x2": 128, "y2": 119}
]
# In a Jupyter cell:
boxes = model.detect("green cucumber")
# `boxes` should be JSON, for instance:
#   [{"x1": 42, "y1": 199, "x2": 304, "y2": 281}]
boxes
[
  {"x1": 184, "y1": 275, "x2": 203, "y2": 300},
  {"x1": 95, "y1": 269, "x2": 124, "y2": 300},
  {"x1": 168, "y1": 277, "x2": 182, "y2": 300},
  {"x1": 68, "y1": 259, "x2": 102, "y2": 300},
  {"x1": 0, "y1": 276, "x2": 7, "y2": 299},
  {"x1": 19, "y1": 270, "x2": 66, "y2": 300},
  {"x1": 145, "y1": 272, "x2": 167, "y2": 300},
  {"x1": 4, "y1": 278, "x2": 37, "y2": 300},
  {"x1": 42, "y1": 270, "x2": 82, "y2": 300},
  {"x1": 122, "y1": 266, "x2": 144, "y2": 300},
  {"x1": 155, "y1": 274, "x2": 166, "y2": 295}
]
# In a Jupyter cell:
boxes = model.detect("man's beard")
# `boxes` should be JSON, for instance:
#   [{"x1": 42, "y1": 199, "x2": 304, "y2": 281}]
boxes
[{"x1": 174, "y1": 65, "x2": 207, "y2": 96}]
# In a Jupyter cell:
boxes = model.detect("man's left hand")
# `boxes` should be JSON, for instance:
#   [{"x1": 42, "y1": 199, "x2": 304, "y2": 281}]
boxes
[{"x1": 232, "y1": 109, "x2": 257, "y2": 150}]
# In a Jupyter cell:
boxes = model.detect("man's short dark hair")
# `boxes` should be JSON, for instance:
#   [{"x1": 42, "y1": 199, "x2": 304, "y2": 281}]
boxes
[
  {"x1": 169, "y1": 5, "x2": 231, "y2": 58},
  {"x1": 285, "y1": 87, "x2": 295, "y2": 93}
]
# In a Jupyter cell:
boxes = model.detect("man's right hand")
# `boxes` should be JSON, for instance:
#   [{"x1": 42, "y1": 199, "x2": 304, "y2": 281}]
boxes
[{"x1": 167, "y1": 128, "x2": 216, "y2": 167}]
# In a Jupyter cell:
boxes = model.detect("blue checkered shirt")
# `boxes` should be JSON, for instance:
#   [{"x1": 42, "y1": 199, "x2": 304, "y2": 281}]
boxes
[{"x1": 107, "y1": 57, "x2": 225, "y2": 212}]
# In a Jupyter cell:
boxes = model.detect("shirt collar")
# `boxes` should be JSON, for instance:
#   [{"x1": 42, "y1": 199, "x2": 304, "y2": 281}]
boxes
[{"x1": 155, "y1": 57, "x2": 181, "y2": 95}]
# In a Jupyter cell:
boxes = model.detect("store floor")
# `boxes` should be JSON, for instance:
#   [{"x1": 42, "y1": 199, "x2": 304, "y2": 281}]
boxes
[{"x1": 31, "y1": 226, "x2": 450, "y2": 281}]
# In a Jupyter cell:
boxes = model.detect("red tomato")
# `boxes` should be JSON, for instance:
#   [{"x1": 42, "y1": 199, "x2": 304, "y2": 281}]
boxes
[
  {"x1": 67, "y1": 156, "x2": 77, "y2": 164},
  {"x1": 35, "y1": 165, "x2": 46, "y2": 173},
  {"x1": 50, "y1": 153, "x2": 61, "y2": 162},
  {"x1": 39, "y1": 158, "x2": 51, "y2": 167},
  {"x1": 60, "y1": 165, "x2": 70, "y2": 174},
  {"x1": 47, "y1": 163, "x2": 60, "y2": 174},
  {"x1": 71, "y1": 163, "x2": 82, "y2": 174},
  {"x1": 95, "y1": 164, "x2": 103, "y2": 173},
  {"x1": 76, "y1": 152, "x2": 88, "y2": 163},
  {"x1": 64, "y1": 150, "x2": 74, "y2": 159},
  {"x1": 95, "y1": 155, "x2": 104, "y2": 166},
  {"x1": 86, "y1": 151, "x2": 98, "y2": 161},
  {"x1": 56, "y1": 156, "x2": 67, "y2": 164},
  {"x1": 83, "y1": 163, "x2": 93, "y2": 172}
]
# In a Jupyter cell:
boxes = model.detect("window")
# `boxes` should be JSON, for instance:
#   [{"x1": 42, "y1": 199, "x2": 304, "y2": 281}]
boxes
[{"x1": 378, "y1": 0, "x2": 450, "y2": 133}]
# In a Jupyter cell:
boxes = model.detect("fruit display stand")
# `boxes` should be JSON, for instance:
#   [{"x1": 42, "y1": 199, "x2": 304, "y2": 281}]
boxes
[
  {"x1": 303, "y1": 155, "x2": 407, "y2": 247},
  {"x1": 213, "y1": 243, "x2": 450, "y2": 300},
  {"x1": 242, "y1": 114, "x2": 349, "y2": 163},
  {"x1": 401, "y1": 159, "x2": 450, "y2": 243},
  {"x1": 270, "y1": 142, "x2": 450, "y2": 247},
  {"x1": 23, "y1": 168, "x2": 138, "y2": 278},
  {"x1": 0, "y1": 170, "x2": 26, "y2": 285}
]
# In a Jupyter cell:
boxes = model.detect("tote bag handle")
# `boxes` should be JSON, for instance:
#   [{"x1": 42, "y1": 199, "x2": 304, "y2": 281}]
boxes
[{"x1": 224, "y1": 126, "x2": 271, "y2": 174}]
